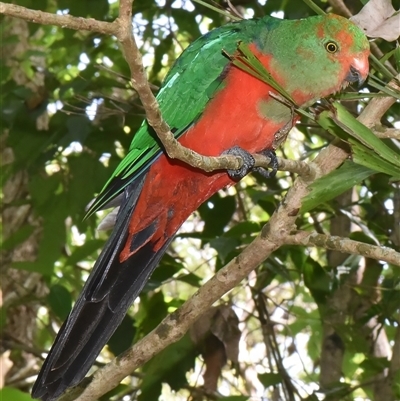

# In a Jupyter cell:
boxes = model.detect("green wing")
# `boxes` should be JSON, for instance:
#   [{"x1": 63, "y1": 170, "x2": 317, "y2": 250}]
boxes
[{"x1": 87, "y1": 18, "x2": 261, "y2": 215}]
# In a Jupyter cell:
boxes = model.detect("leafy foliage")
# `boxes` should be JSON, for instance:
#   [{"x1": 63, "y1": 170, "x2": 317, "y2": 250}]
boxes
[{"x1": 1, "y1": 1, "x2": 400, "y2": 401}]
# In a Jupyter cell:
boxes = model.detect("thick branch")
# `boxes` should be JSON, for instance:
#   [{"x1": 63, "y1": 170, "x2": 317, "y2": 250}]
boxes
[
  {"x1": 65, "y1": 142, "x2": 349, "y2": 401},
  {"x1": 67, "y1": 85, "x2": 398, "y2": 400},
  {"x1": 3, "y1": 1, "x2": 398, "y2": 400}
]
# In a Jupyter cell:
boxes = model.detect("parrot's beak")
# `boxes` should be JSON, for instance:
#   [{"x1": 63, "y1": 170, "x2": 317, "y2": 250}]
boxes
[{"x1": 345, "y1": 56, "x2": 369, "y2": 86}]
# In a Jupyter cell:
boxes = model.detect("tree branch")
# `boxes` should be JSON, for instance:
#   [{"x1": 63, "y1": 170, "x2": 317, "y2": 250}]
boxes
[
  {"x1": 62, "y1": 140, "x2": 345, "y2": 400},
  {"x1": 0, "y1": 2, "x2": 116, "y2": 34},
  {"x1": 0, "y1": 0, "x2": 309, "y2": 177},
  {"x1": 67, "y1": 85, "x2": 399, "y2": 400},
  {"x1": 286, "y1": 231, "x2": 400, "y2": 266},
  {"x1": 3, "y1": 1, "x2": 398, "y2": 400},
  {"x1": 255, "y1": 154, "x2": 317, "y2": 179},
  {"x1": 359, "y1": 75, "x2": 400, "y2": 127},
  {"x1": 0, "y1": 0, "x2": 245, "y2": 173},
  {"x1": 373, "y1": 127, "x2": 400, "y2": 140}
]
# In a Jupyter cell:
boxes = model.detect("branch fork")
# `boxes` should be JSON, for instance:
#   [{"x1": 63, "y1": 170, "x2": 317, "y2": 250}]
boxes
[{"x1": 2, "y1": 1, "x2": 398, "y2": 400}]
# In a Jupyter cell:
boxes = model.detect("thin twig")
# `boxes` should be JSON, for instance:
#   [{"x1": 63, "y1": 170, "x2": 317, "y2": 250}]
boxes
[
  {"x1": 2, "y1": 1, "x2": 398, "y2": 400},
  {"x1": 0, "y1": 2, "x2": 116, "y2": 34},
  {"x1": 359, "y1": 74, "x2": 400, "y2": 127},
  {"x1": 373, "y1": 127, "x2": 400, "y2": 140},
  {"x1": 286, "y1": 231, "x2": 400, "y2": 266}
]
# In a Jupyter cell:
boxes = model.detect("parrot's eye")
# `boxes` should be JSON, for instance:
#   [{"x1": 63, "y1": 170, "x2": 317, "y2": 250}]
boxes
[{"x1": 325, "y1": 41, "x2": 338, "y2": 53}]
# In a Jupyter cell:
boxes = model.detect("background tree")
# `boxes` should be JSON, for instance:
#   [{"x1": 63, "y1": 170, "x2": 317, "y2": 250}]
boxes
[{"x1": 0, "y1": 0, "x2": 399, "y2": 401}]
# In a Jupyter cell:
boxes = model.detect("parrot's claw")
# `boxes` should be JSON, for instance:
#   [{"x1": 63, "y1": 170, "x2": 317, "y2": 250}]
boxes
[
  {"x1": 223, "y1": 146, "x2": 255, "y2": 180},
  {"x1": 222, "y1": 147, "x2": 278, "y2": 180},
  {"x1": 253, "y1": 149, "x2": 278, "y2": 179}
]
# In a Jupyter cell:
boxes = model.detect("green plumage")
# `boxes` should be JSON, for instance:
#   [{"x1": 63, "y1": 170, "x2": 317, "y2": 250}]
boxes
[
  {"x1": 87, "y1": 14, "x2": 369, "y2": 215},
  {"x1": 87, "y1": 17, "x2": 280, "y2": 214},
  {"x1": 32, "y1": 13, "x2": 370, "y2": 401}
]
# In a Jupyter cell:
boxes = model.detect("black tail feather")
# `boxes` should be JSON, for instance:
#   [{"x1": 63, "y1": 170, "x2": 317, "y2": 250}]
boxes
[{"x1": 32, "y1": 174, "x2": 173, "y2": 401}]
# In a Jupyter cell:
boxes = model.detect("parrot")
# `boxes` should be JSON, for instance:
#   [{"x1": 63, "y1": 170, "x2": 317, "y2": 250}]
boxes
[{"x1": 32, "y1": 12, "x2": 369, "y2": 401}]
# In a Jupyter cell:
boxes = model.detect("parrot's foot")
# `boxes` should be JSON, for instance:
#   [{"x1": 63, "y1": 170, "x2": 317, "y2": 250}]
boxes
[
  {"x1": 223, "y1": 146, "x2": 255, "y2": 180},
  {"x1": 222, "y1": 146, "x2": 278, "y2": 180},
  {"x1": 253, "y1": 149, "x2": 278, "y2": 179}
]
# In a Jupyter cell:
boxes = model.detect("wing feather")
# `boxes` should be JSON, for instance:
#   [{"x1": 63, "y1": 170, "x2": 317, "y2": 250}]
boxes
[{"x1": 87, "y1": 19, "x2": 260, "y2": 215}]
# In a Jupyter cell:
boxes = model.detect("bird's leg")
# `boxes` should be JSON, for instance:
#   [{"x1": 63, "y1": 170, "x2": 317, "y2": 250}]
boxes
[
  {"x1": 222, "y1": 146, "x2": 278, "y2": 180},
  {"x1": 253, "y1": 149, "x2": 278, "y2": 179},
  {"x1": 222, "y1": 146, "x2": 255, "y2": 180}
]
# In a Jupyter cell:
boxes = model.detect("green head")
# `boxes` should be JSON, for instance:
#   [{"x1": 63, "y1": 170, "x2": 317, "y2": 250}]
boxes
[{"x1": 256, "y1": 14, "x2": 370, "y2": 104}]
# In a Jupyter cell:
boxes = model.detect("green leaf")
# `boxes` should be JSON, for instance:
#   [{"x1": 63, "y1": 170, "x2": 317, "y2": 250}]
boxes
[
  {"x1": 146, "y1": 263, "x2": 180, "y2": 290},
  {"x1": 99, "y1": 384, "x2": 130, "y2": 401},
  {"x1": 35, "y1": 196, "x2": 68, "y2": 275},
  {"x1": 175, "y1": 272, "x2": 202, "y2": 287},
  {"x1": 0, "y1": 306, "x2": 7, "y2": 330},
  {"x1": 301, "y1": 161, "x2": 375, "y2": 213},
  {"x1": 67, "y1": 154, "x2": 103, "y2": 220},
  {"x1": 0, "y1": 388, "x2": 34, "y2": 401},
  {"x1": 12, "y1": 261, "x2": 51, "y2": 274},
  {"x1": 303, "y1": 257, "x2": 331, "y2": 304},
  {"x1": 394, "y1": 46, "x2": 400, "y2": 72},
  {"x1": 172, "y1": 8, "x2": 202, "y2": 38},
  {"x1": 225, "y1": 221, "x2": 260, "y2": 239},
  {"x1": 14, "y1": 0, "x2": 47, "y2": 11},
  {"x1": 228, "y1": 42, "x2": 315, "y2": 120},
  {"x1": 316, "y1": 102, "x2": 400, "y2": 178},
  {"x1": 258, "y1": 372, "x2": 282, "y2": 387},
  {"x1": 360, "y1": 356, "x2": 390, "y2": 375},
  {"x1": 1, "y1": 225, "x2": 34, "y2": 251},
  {"x1": 368, "y1": 76, "x2": 400, "y2": 100},
  {"x1": 349, "y1": 231, "x2": 377, "y2": 246},
  {"x1": 29, "y1": 173, "x2": 60, "y2": 210},
  {"x1": 369, "y1": 54, "x2": 396, "y2": 81},
  {"x1": 59, "y1": 116, "x2": 92, "y2": 148},
  {"x1": 332, "y1": 103, "x2": 400, "y2": 167},
  {"x1": 47, "y1": 284, "x2": 72, "y2": 321},
  {"x1": 58, "y1": 0, "x2": 109, "y2": 19},
  {"x1": 352, "y1": 141, "x2": 400, "y2": 178},
  {"x1": 198, "y1": 193, "x2": 236, "y2": 240},
  {"x1": 233, "y1": 42, "x2": 294, "y2": 103},
  {"x1": 66, "y1": 240, "x2": 104, "y2": 266},
  {"x1": 393, "y1": 368, "x2": 400, "y2": 398},
  {"x1": 136, "y1": 291, "x2": 168, "y2": 336},
  {"x1": 139, "y1": 334, "x2": 196, "y2": 401},
  {"x1": 108, "y1": 315, "x2": 135, "y2": 356},
  {"x1": 210, "y1": 236, "x2": 240, "y2": 264}
]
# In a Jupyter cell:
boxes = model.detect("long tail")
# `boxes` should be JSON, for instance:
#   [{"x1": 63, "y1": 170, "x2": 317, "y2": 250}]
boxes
[{"x1": 32, "y1": 174, "x2": 173, "y2": 401}]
